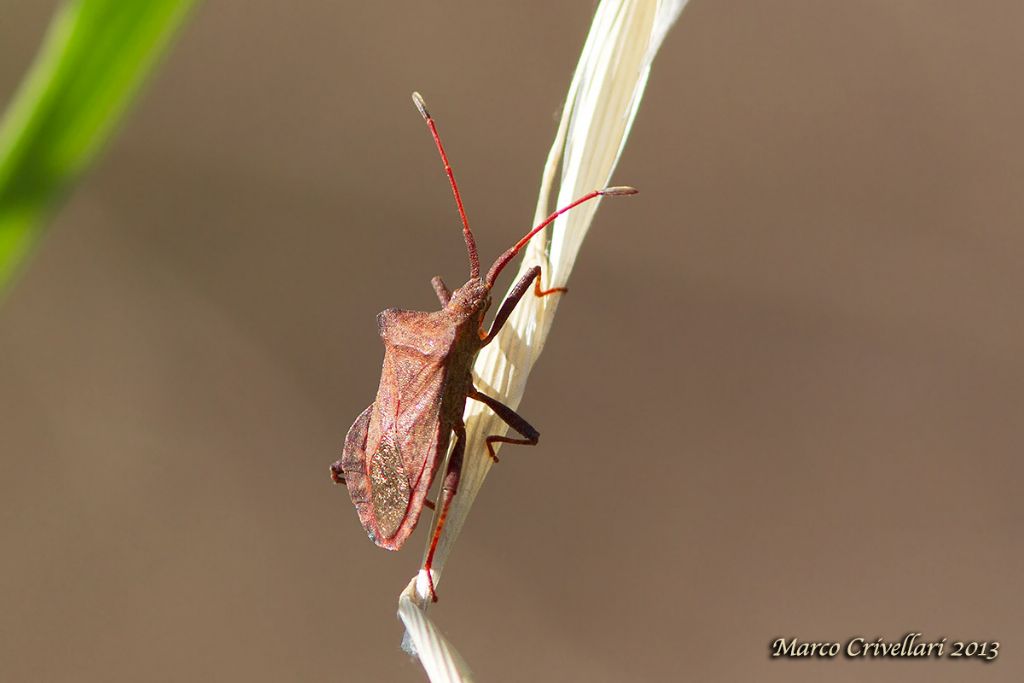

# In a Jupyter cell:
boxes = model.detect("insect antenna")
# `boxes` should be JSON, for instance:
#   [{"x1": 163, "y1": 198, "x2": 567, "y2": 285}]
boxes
[
  {"x1": 412, "y1": 92, "x2": 480, "y2": 280},
  {"x1": 485, "y1": 186, "x2": 638, "y2": 289}
]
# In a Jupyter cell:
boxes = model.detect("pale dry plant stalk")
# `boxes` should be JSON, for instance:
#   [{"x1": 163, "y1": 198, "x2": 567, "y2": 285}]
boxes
[{"x1": 398, "y1": 1, "x2": 690, "y2": 680}]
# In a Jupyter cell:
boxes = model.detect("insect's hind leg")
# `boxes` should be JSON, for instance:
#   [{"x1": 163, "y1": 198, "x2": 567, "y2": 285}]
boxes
[
  {"x1": 422, "y1": 420, "x2": 466, "y2": 602},
  {"x1": 467, "y1": 387, "x2": 540, "y2": 462}
]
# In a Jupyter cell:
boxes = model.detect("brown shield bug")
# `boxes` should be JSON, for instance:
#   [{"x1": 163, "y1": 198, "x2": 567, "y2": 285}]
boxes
[{"x1": 331, "y1": 92, "x2": 636, "y2": 600}]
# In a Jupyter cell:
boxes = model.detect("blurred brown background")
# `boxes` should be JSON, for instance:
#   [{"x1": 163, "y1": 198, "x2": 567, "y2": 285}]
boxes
[{"x1": 2, "y1": 1, "x2": 1021, "y2": 681}]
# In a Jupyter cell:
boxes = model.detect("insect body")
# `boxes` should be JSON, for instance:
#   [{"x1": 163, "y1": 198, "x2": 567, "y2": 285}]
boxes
[{"x1": 331, "y1": 92, "x2": 635, "y2": 599}]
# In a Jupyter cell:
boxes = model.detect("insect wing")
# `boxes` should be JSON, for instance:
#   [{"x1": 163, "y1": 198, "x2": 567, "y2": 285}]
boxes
[{"x1": 358, "y1": 308, "x2": 456, "y2": 549}]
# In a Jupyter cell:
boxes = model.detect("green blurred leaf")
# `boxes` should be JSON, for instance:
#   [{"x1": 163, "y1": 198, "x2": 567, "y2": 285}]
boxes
[{"x1": 0, "y1": 0, "x2": 196, "y2": 296}]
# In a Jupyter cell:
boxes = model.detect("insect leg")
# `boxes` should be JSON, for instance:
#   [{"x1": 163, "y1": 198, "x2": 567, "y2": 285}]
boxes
[
  {"x1": 480, "y1": 266, "x2": 566, "y2": 346},
  {"x1": 467, "y1": 388, "x2": 540, "y2": 462},
  {"x1": 423, "y1": 421, "x2": 466, "y2": 602},
  {"x1": 431, "y1": 276, "x2": 451, "y2": 306}
]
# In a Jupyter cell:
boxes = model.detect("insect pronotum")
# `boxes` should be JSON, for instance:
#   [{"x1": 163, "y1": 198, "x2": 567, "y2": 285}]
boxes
[{"x1": 331, "y1": 92, "x2": 636, "y2": 600}]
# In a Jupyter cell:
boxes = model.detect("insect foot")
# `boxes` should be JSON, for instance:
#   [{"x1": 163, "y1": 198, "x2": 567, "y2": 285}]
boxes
[{"x1": 329, "y1": 460, "x2": 345, "y2": 485}]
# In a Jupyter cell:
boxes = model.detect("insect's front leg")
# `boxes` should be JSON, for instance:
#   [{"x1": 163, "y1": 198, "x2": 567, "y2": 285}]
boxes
[
  {"x1": 467, "y1": 387, "x2": 540, "y2": 462},
  {"x1": 422, "y1": 421, "x2": 466, "y2": 602},
  {"x1": 431, "y1": 276, "x2": 451, "y2": 306},
  {"x1": 480, "y1": 265, "x2": 566, "y2": 345}
]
